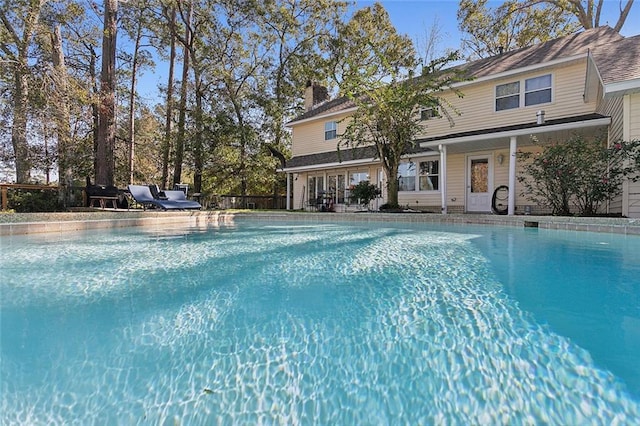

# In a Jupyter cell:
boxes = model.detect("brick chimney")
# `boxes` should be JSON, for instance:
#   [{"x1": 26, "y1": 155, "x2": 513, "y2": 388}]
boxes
[{"x1": 304, "y1": 80, "x2": 328, "y2": 111}]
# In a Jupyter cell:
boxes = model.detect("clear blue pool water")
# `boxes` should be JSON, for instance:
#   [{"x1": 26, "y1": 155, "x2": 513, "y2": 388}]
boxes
[{"x1": 1, "y1": 220, "x2": 640, "y2": 424}]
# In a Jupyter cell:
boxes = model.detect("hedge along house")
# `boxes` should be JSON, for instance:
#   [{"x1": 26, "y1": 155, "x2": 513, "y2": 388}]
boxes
[{"x1": 283, "y1": 27, "x2": 640, "y2": 216}]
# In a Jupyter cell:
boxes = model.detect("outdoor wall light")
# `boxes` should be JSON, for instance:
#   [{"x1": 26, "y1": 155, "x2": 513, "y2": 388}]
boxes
[{"x1": 497, "y1": 153, "x2": 504, "y2": 165}]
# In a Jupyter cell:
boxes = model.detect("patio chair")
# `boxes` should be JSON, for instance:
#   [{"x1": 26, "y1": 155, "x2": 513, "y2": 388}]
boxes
[
  {"x1": 163, "y1": 189, "x2": 202, "y2": 209},
  {"x1": 128, "y1": 185, "x2": 201, "y2": 210}
]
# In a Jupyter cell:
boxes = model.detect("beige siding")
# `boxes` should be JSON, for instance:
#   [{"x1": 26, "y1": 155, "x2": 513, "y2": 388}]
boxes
[
  {"x1": 444, "y1": 153, "x2": 466, "y2": 210},
  {"x1": 628, "y1": 185, "x2": 640, "y2": 218},
  {"x1": 291, "y1": 112, "x2": 354, "y2": 157},
  {"x1": 594, "y1": 96, "x2": 625, "y2": 213},
  {"x1": 630, "y1": 93, "x2": 640, "y2": 140},
  {"x1": 627, "y1": 94, "x2": 640, "y2": 218},
  {"x1": 416, "y1": 60, "x2": 596, "y2": 139},
  {"x1": 597, "y1": 96, "x2": 624, "y2": 142}
]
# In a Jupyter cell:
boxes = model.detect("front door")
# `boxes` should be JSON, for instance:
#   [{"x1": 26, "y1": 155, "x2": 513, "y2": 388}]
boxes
[{"x1": 466, "y1": 155, "x2": 492, "y2": 212}]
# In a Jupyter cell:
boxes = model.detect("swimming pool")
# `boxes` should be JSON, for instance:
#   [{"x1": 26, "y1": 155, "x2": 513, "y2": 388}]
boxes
[{"x1": 1, "y1": 220, "x2": 639, "y2": 424}]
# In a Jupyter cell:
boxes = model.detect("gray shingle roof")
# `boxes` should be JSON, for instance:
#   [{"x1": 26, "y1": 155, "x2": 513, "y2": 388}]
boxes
[
  {"x1": 591, "y1": 34, "x2": 640, "y2": 85},
  {"x1": 289, "y1": 96, "x2": 356, "y2": 123},
  {"x1": 285, "y1": 144, "x2": 436, "y2": 169},
  {"x1": 460, "y1": 26, "x2": 623, "y2": 79}
]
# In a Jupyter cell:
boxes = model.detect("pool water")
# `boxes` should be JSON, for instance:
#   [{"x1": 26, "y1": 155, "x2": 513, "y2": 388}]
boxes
[{"x1": 1, "y1": 221, "x2": 639, "y2": 424}]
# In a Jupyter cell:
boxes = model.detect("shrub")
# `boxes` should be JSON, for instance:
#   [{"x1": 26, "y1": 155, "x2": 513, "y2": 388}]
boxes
[
  {"x1": 8, "y1": 190, "x2": 65, "y2": 212},
  {"x1": 518, "y1": 135, "x2": 640, "y2": 216},
  {"x1": 348, "y1": 181, "x2": 381, "y2": 210}
]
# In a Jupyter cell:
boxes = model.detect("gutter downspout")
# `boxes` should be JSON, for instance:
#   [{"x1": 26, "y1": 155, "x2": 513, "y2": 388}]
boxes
[
  {"x1": 508, "y1": 136, "x2": 517, "y2": 215},
  {"x1": 439, "y1": 144, "x2": 447, "y2": 214}
]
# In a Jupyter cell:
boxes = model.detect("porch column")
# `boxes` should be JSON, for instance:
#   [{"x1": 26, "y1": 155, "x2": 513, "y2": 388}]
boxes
[
  {"x1": 286, "y1": 172, "x2": 291, "y2": 210},
  {"x1": 508, "y1": 136, "x2": 517, "y2": 215},
  {"x1": 439, "y1": 144, "x2": 447, "y2": 214}
]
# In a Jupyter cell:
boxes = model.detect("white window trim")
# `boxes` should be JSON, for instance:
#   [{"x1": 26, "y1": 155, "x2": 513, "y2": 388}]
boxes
[
  {"x1": 324, "y1": 121, "x2": 337, "y2": 140},
  {"x1": 495, "y1": 73, "x2": 553, "y2": 112},
  {"x1": 398, "y1": 157, "x2": 441, "y2": 193}
]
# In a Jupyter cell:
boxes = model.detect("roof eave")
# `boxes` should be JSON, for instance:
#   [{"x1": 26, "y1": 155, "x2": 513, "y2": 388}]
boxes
[
  {"x1": 282, "y1": 157, "x2": 377, "y2": 173},
  {"x1": 603, "y1": 78, "x2": 640, "y2": 98},
  {"x1": 286, "y1": 106, "x2": 358, "y2": 127}
]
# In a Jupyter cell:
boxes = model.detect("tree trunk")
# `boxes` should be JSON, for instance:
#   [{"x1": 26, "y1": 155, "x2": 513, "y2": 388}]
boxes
[
  {"x1": 172, "y1": 2, "x2": 192, "y2": 187},
  {"x1": 161, "y1": 7, "x2": 176, "y2": 189},
  {"x1": 96, "y1": 0, "x2": 118, "y2": 186},
  {"x1": 50, "y1": 25, "x2": 72, "y2": 202},
  {"x1": 192, "y1": 69, "x2": 204, "y2": 194},
  {"x1": 12, "y1": 64, "x2": 30, "y2": 183},
  {"x1": 385, "y1": 165, "x2": 399, "y2": 207},
  {"x1": 85, "y1": 43, "x2": 100, "y2": 178},
  {"x1": 127, "y1": 16, "x2": 144, "y2": 184},
  {"x1": 3, "y1": 0, "x2": 43, "y2": 183}
]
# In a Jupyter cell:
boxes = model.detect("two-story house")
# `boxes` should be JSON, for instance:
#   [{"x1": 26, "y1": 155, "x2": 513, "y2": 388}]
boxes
[{"x1": 283, "y1": 27, "x2": 640, "y2": 217}]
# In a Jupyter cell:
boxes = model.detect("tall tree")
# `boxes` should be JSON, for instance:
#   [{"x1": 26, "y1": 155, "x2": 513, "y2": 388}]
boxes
[
  {"x1": 120, "y1": 0, "x2": 154, "y2": 184},
  {"x1": 337, "y1": 3, "x2": 467, "y2": 207},
  {"x1": 95, "y1": 0, "x2": 117, "y2": 186},
  {"x1": 49, "y1": 24, "x2": 72, "y2": 190},
  {"x1": 458, "y1": 0, "x2": 577, "y2": 59},
  {"x1": 43, "y1": 0, "x2": 102, "y2": 185},
  {"x1": 258, "y1": 0, "x2": 347, "y2": 147},
  {"x1": 256, "y1": 0, "x2": 346, "y2": 206},
  {"x1": 1, "y1": 0, "x2": 46, "y2": 183},
  {"x1": 458, "y1": 0, "x2": 636, "y2": 59},
  {"x1": 170, "y1": 0, "x2": 191, "y2": 188},
  {"x1": 533, "y1": 0, "x2": 635, "y2": 32},
  {"x1": 160, "y1": 4, "x2": 176, "y2": 189}
]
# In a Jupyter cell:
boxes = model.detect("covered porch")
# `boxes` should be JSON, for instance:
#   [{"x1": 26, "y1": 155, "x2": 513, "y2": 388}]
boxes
[{"x1": 418, "y1": 113, "x2": 611, "y2": 215}]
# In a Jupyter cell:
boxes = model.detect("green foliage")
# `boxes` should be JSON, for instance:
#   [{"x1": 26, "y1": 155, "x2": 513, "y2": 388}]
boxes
[
  {"x1": 348, "y1": 180, "x2": 380, "y2": 209},
  {"x1": 457, "y1": 0, "x2": 578, "y2": 59},
  {"x1": 8, "y1": 189, "x2": 64, "y2": 213},
  {"x1": 518, "y1": 135, "x2": 640, "y2": 216},
  {"x1": 457, "y1": 0, "x2": 635, "y2": 60}
]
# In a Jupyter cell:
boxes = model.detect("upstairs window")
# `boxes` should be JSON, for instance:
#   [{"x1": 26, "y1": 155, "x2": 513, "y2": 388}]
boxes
[
  {"x1": 495, "y1": 74, "x2": 552, "y2": 111},
  {"x1": 495, "y1": 82, "x2": 520, "y2": 111},
  {"x1": 324, "y1": 121, "x2": 337, "y2": 140},
  {"x1": 525, "y1": 74, "x2": 552, "y2": 106},
  {"x1": 420, "y1": 106, "x2": 439, "y2": 120}
]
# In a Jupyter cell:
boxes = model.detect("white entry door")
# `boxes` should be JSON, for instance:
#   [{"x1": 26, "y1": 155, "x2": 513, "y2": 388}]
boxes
[{"x1": 466, "y1": 155, "x2": 492, "y2": 212}]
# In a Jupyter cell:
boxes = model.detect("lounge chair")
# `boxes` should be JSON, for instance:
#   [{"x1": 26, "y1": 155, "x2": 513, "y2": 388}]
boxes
[{"x1": 128, "y1": 185, "x2": 201, "y2": 210}]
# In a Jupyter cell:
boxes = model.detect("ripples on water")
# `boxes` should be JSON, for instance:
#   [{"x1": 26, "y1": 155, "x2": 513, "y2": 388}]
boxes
[{"x1": 1, "y1": 222, "x2": 639, "y2": 424}]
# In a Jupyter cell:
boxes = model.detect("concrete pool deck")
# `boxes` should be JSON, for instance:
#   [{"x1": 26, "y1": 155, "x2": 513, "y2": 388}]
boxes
[{"x1": 2, "y1": 210, "x2": 640, "y2": 236}]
